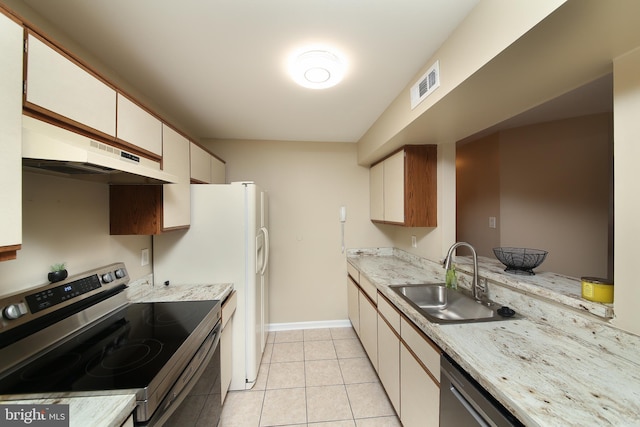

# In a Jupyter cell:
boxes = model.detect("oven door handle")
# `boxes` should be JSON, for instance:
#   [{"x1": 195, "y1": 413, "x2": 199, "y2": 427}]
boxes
[{"x1": 144, "y1": 321, "x2": 221, "y2": 427}]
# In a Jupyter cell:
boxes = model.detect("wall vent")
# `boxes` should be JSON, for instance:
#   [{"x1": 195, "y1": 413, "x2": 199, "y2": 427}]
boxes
[{"x1": 410, "y1": 60, "x2": 440, "y2": 110}]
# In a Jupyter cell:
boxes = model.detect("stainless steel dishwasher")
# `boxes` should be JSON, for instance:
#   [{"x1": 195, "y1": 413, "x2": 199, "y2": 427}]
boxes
[{"x1": 440, "y1": 354, "x2": 524, "y2": 427}]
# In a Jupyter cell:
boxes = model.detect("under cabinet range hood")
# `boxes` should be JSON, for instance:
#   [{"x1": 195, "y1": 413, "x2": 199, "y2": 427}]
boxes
[{"x1": 21, "y1": 115, "x2": 178, "y2": 184}]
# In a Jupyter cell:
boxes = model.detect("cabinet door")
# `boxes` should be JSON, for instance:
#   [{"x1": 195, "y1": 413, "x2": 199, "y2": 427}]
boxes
[
  {"x1": 117, "y1": 94, "x2": 162, "y2": 156},
  {"x1": 369, "y1": 161, "x2": 384, "y2": 221},
  {"x1": 162, "y1": 125, "x2": 190, "y2": 229},
  {"x1": 347, "y1": 276, "x2": 360, "y2": 335},
  {"x1": 190, "y1": 142, "x2": 211, "y2": 183},
  {"x1": 26, "y1": 33, "x2": 116, "y2": 137},
  {"x1": 210, "y1": 155, "x2": 226, "y2": 184},
  {"x1": 378, "y1": 313, "x2": 400, "y2": 414},
  {"x1": 359, "y1": 292, "x2": 378, "y2": 371},
  {"x1": 400, "y1": 344, "x2": 440, "y2": 427},
  {"x1": 383, "y1": 150, "x2": 405, "y2": 223},
  {"x1": 0, "y1": 11, "x2": 22, "y2": 260}
]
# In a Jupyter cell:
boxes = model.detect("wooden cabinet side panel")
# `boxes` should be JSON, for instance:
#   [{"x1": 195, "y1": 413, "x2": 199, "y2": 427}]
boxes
[
  {"x1": 109, "y1": 185, "x2": 162, "y2": 235},
  {"x1": 405, "y1": 145, "x2": 437, "y2": 227}
]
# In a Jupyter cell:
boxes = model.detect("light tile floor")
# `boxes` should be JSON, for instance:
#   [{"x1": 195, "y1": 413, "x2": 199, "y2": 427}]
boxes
[{"x1": 220, "y1": 327, "x2": 401, "y2": 427}]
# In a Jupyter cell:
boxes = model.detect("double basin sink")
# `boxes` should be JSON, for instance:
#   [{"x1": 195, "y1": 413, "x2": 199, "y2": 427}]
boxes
[{"x1": 389, "y1": 283, "x2": 515, "y2": 324}]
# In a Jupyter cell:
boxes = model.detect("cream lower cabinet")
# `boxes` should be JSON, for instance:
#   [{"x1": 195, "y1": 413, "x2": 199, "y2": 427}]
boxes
[
  {"x1": 221, "y1": 291, "x2": 237, "y2": 404},
  {"x1": 0, "y1": 10, "x2": 23, "y2": 261},
  {"x1": 359, "y1": 291, "x2": 378, "y2": 370},
  {"x1": 400, "y1": 316, "x2": 441, "y2": 427},
  {"x1": 377, "y1": 295, "x2": 400, "y2": 414},
  {"x1": 400, "y1": 344, "x2": 440, "y2": 427},
  {"x1": 347, "y1": 275, "x2": 360, "y2": 335}
]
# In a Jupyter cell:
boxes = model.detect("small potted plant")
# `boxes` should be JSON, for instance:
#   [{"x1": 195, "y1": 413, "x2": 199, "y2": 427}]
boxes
[{"x1": 48, "y1": 262, "x2": 68, "y2": 283}]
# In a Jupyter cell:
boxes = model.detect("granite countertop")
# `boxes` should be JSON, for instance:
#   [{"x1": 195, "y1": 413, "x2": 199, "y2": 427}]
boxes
[
  {"x1": 126, "y1": 279, "x2": 233, "y2": 303},
  {"x1": 347, "y1": 248, "x2": 640, "y2": 427},
  {"x1": 0, "y1": 395, "x2": 136, "y2": 427}
]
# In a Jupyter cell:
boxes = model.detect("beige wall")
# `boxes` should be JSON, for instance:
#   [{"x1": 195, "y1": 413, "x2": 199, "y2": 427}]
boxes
[
  {"x1": 612, "y1": 47, "x2": 640, "y2": 335},
  {"x1": 205, "y1": 139, "x2": 393, "y2": 324},
  {"x1": 456, "y1": 114, "x2": 611, "y2": 278},
  {"x1": 0, "y1": 172, "x2": 152, "y2": 297},
  {"x1": 456, "y1": 133, "x2": 501, "y2": 257}
]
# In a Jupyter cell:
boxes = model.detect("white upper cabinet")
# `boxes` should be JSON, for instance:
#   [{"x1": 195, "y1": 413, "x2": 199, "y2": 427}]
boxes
[
  {"x1": 162, "y1": 125, "x2": 190, "y2": 229},
  {"x1": 190, "y1": 142, "x2": 211, "y2": 183},
  {"x1": 383, "y1": 150, "x2": 405, "y2": 223},
  {"x1": 25, "y1": 33, "x2": 116, "y2": 137},
  {"x1": 116, "y1": 94, "x2": 162, "y2": 156},
  {"x1": 0, "y1": 10, "x2": 23, "y2": 259},
  {"x1": 369, "y1": 161, "x2": 384, "y2": 222},
  {"x1": 210, "y1": 155, "x2": 226, "y2": 184}
]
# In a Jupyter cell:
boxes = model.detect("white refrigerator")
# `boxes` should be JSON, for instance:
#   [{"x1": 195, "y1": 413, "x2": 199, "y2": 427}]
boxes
[{"x1": 152, "y1": 182, "x2": 270, "y2": 390}]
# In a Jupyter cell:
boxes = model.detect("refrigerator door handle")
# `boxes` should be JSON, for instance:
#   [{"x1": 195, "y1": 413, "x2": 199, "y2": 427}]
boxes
[{"x1": 260, "y1": 227, "x2": 269, "y2": 276}]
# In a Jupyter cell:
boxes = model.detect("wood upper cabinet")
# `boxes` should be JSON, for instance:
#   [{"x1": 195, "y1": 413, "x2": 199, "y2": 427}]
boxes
[
  {"x1": 369, "y1": 145, "x2": 437, "y2": 227},
  {"x1": 25, "y1": 32, "x2": 117, "y2": 138},
  {"x1": 0, "y1": 10, "x2": 23, "y2": 261},
  {"x1": 116, "y1": 94, "x2": 162, "y2": 157},
  {"x1": 109, "y1": 124, "x2": 191, "y2": 235}
]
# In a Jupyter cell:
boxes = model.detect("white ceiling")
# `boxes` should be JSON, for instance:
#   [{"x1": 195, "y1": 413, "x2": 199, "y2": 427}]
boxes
[{"x1": 19, "y1": 0, "x2": 479, "y2": 143}]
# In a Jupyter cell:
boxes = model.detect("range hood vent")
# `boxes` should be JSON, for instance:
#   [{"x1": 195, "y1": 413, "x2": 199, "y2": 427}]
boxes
[
  {"x1": 410, "y1": 60, "x2": 440, "y2": 110},
  {"x1": 21, "y1": 115, "x2": 178, "y2": 185}
]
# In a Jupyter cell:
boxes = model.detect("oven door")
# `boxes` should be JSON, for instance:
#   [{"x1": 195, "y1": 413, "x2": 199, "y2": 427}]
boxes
[{"x1": 144, "y1": 320, "x2": 222, "y2": 427}]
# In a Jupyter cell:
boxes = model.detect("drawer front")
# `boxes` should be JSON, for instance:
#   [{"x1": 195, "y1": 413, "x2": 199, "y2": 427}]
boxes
[
  {"x1": 401, "y1": 317, "x2": 441, "y2": 382},
  {"x1": 360, "y1": 276, "x2": 377, "y2": 304},
  {"x1": 347, "y1": 262, "x2": 360, "y2": 283},
  {"x1": 377, "y1": 293, "x2": 400, "y2": 334}
]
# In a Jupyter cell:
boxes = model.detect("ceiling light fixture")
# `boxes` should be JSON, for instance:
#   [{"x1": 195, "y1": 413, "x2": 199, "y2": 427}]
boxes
[{"x1": 289, "y1": 48, "x2": 347, "y2": 89}]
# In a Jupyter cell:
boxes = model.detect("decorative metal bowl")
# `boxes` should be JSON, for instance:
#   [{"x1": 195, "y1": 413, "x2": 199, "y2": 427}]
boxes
[{"x1": 493, "y1": 247, "x2": 548, "y2": 275}]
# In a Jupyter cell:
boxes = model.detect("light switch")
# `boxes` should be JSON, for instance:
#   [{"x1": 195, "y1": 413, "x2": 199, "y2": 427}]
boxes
[{"x1": 489, "y1": 217, "x2": 497, "y2": 229}]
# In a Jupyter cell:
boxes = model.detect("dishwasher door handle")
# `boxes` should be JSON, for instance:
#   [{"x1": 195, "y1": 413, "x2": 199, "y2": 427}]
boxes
[{"x1": 450, "y1": 384, "x2": 490, "y2": 427}]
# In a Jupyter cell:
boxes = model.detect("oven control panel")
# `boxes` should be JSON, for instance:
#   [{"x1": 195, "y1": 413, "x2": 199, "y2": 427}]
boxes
[
  {"x1": 25, "y1": 275, "x2": 103, "y2": 313},
  {"x1": 0, "y1": 263, "x2": 129, "y2": 331}
]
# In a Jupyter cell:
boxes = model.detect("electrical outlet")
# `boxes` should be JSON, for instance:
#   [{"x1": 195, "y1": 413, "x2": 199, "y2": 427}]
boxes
[
  {"x1": 411, "y1": 235, "x2": 417, "y2": 248},
  {"x1": 141, "y1": 248, "x2": 149, "y2": 266},
  {"x1": 489, "y1": 217, "x2": 497, "y2": 229}
]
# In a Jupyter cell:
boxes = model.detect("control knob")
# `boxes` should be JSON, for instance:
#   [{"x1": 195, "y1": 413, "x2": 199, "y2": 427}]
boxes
[
  {"x1": 102, "y1": 272, "x2": 115, "y2": 283},
  {"x1": 114, "y1": 268, "x2": 126, "y2": 279},
  {"x1": 3, "y1": 303, "x2": 27, "y2": 320}
]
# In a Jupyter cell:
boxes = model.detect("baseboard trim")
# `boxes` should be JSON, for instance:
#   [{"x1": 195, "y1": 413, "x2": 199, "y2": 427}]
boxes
[{"x1": 268, "y1": 319, "x2": 352, "y2": 332}]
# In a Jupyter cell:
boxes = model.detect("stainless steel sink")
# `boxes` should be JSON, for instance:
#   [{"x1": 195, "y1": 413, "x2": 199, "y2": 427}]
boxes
[{"x1": 389, "y1": 283, "x2": 514, "y2": 324}]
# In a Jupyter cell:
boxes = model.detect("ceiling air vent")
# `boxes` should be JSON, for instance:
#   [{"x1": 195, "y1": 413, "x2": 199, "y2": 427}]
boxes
[{"x1": 410, "y1": 60, "x2": 440, "y2": 110}]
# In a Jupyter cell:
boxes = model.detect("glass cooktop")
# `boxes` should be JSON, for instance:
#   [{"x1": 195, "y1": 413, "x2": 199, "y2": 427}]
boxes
[{"x1": 0, "y1": 300, "x2": 218, "y2": 394}]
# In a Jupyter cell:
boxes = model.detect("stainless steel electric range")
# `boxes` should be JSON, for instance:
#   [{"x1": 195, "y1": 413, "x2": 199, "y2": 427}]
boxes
[{"x1": 0, "y1": 263, "x2": 222, "y2": 426}]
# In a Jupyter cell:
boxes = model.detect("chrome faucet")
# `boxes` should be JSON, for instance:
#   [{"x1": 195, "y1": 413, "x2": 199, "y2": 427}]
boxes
[{"x1": 443, "y1": 242, "x2": 482, "y2": 301}]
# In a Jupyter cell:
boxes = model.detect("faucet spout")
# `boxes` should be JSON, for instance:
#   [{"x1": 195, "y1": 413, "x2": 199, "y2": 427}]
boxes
[{"x1": 443, "y1": 242, "x2": 482, "y2": 301}]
